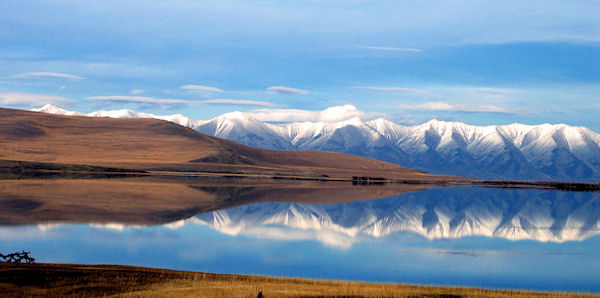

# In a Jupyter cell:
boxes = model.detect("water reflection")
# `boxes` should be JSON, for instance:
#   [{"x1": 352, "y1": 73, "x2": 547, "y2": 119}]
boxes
[
  {"x1": 170, "y1": 187, "x2": 600, "y2": 246},
  {"x1": 0, "y1": 177, "x2": 428, "y2": 225},
  {"x1": 1, "y1": 185, "x2": 600, "y2": 292}
]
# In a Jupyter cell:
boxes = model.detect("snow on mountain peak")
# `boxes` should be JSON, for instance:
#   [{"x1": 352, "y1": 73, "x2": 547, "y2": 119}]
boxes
[
  {"x1": 35, "y1": 104, "x2": 61, "y2": 112},
  {"x1": 29, "y1": 103, "x2": 600, "y2": 181},
  {"x1": 31, "y1": 104, "x2": 85, "y2": 116},
  {"x1": 220, "y1": 111, "x2": 248, "y2": 121},
  {"x1": 88, "y1": 109, "x2": 142, "y2": 118},
  {"x1": 369, "y1": 117, "x2": 394, "y2": 125}
]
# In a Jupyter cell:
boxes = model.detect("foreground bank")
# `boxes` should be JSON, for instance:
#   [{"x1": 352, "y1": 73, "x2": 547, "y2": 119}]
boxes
[{"x1": 0, "y1": 263, "x2": 592, "y2": 297}]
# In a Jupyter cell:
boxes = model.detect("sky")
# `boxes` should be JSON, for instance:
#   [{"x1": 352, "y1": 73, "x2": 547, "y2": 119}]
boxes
[{"x1": 1, "y1": 1, "x2": 600, "y2": 130}]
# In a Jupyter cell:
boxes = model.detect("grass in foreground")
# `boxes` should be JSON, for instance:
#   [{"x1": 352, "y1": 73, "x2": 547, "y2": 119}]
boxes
[{"x1": 0, "y1": 263, "x2": 594, "y2": 297}]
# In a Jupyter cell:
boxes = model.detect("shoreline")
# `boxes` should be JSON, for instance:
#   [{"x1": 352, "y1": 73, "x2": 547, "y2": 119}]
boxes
[
  {"x1": 0, "y1": 263, "x2": 594, "y2": 297},
  {"x1": 2, "y1": 157, "x2": 599, "y2": 193}
]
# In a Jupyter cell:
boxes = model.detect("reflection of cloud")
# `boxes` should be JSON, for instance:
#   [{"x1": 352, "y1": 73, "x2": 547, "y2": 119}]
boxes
[
  {"x1": 180, "y1": 85, "x2": 225, "y2": 93},
  {"x1": 398, "y1": 101, "x2": 517, "y2": 114},
  {"x1": 0, "y1": 92, "x2": 74, "y2": 107},
  {"x1": 11, "y1": 72, "x2": 84, "y2": 80},
  {"x1": 164, "y1": 220, "x2": 186, "y2": 229},
  {"x1": 37, "y1": 223, "x2": 63, "y2": 232},
  {"x1": 0, "y1": 225, "x2": 62, "y2": 240},
  {"x1": 266, "y1": 86, "x2": 309, "y2": 95},
  {"x1": 413, "y1": 247, "x2": 504, "y2": 258},
  {"x1": 358, "y1": 46, "x2": 422, "y2": 53},
  {"x1": 248, "y1": 104, "x2": 377, "y2": 122},
  {"x1": 90, "y1": 223, "x2": 129, "y2": 231},
  {"x1": 246, "y1": 227, "x2": 356, "y2": 249}
]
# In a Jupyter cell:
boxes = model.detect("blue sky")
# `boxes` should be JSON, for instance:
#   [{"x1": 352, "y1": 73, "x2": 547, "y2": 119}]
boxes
[{"x1": 1, "y1": 1, "x2": 600, "y2": 130}]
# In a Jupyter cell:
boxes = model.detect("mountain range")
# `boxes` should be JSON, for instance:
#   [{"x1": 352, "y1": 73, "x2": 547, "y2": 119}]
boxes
[
  {"x1": 5, "y1": 106, "x2": 455, "y2": 184},
  {"x1": 33, "y1": 104, "x2": 600, "y2": 182}
]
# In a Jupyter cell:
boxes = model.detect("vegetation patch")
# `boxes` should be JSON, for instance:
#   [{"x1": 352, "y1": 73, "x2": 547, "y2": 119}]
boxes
[{"x1": 0, "y1": 263, "x2": 590, "y2": 297}]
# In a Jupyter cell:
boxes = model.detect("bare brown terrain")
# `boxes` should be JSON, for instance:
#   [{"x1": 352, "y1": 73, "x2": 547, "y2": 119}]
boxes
[
  {"x1": 0, "y1": 108, "x2": 468, "y2": 182},
  {"x1": 0, "y1": 263, "x2": 591, "y2": 297}
]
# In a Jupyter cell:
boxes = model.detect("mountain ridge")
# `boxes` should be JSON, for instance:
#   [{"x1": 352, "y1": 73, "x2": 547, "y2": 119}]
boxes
[
  {"x1": 32, "y1": 104, "x2": 600, "y2": 181},
  {"x1": 4, "y1": 106, "x2": 464, "y2": 183}
]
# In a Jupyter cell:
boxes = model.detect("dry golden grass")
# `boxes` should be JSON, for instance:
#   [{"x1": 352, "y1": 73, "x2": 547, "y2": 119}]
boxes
[{"x1": 0, "y1": 263, "x2": 593, "y2": 298}]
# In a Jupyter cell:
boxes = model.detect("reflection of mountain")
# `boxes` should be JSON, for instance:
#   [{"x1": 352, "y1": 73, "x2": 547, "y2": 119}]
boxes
[
  {"x1": 0, "y1": 177, "x2": 428, "y2": 226},
  {"x1": 184, "y1": 187, "x2": 600, "y2": 244}
]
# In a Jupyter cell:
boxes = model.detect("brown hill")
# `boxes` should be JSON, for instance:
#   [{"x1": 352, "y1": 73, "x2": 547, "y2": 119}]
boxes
[
  {"x1": 0, "y1": 108, "x2": 467, "y2": 182},
  {"x1": 0, "y1": 177, "x2": 431, "y2": 225}
]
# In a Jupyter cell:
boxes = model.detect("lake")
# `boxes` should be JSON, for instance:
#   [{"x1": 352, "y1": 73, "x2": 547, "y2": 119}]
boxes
[{"x1": 1, "y1": 179, "x2": 599, "y2": 293}]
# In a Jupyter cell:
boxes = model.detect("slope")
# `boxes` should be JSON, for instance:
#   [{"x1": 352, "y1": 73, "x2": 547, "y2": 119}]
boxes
[
  {"x1": 0, "y1": 108, "x2": 459, "y2": 182},
  {"x1": 33, "y1": 104, "x2": 600, "y2": 181}
]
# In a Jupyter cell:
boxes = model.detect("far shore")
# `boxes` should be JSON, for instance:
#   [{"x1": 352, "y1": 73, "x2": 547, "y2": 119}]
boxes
[
  {"x1": 0, "y1": 263, "x2": 594, "y2": 297},
  {"x1": 2, "y1": 158, "x2": 600, "y2": 192}
]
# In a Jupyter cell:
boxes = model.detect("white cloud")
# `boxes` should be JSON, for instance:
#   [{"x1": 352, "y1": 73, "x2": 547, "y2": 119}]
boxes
[
  {"x1": 180, "y1": 85, "x2": 224, "y2": 93},
  {"x1": 358, "y1": 46, "x2": 422, "y2": 53},
  {"x1": 0, "y1": 92, "x2": 74, "y2": 107},
  {"x1": 201, "y1": 99, "x2": 276, "y2": 107},
  {"x1": 358, "y1": 86, "x2": 431, "y2": 95},
  {"x1": 11, "y1": 72, "x2": 84, "y2": 80},
  {"x1": 398, "y1": 101, "x2": 516, "y2": 114},
  {"x1": 130, "y1": 89, "x2": 145, "y2": 95},
  {"x1": 266, "y1": 86, "x2": 309, "y2": 95},
  {"x1": 85, "y1": 95, "x2": 190, "y2": 105},
  {"x1": 247, "y1": 104, "x2": 373, "y2": 122},
  {"x1": 85, "y1": 95, "x2": 275, "y2": 107},
  {"x1": 474, "y1": 88, "x2": 507, "y2": 96}
]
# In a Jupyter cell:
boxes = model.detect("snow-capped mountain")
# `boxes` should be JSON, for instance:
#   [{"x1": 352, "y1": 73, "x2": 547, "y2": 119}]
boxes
[
  {"x1": 168, "y1": 187, "x2": 600, "y2": 246},
  {"x1": 196, "y1": 111, "x2": 600, "y2": 181},
  {"x1": 195, "y1": 111, "x2": 293, "y2": 149},
  {"x1": 31, "y1": 104, "x2": 87, "y2": 116},
  {"x1": 32, "y1": 104, "x2": 206, "y2": 129},
  {"x1": 32, "y1": 104, "x2": 600, "y2": 181}
]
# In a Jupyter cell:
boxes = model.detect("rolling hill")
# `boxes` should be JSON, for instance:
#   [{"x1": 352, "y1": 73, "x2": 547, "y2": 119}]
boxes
[
  {"x1": 33, "y1": 104, "x2": 600, "y2": 182},
  {"x1": 0, "y1": 107, "x2": 462, "y2": 183}
]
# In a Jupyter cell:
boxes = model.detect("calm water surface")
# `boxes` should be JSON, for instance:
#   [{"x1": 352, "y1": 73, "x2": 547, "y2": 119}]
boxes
[{"x1": 1, "y1": 186, "x2": 600, "y2": 292}]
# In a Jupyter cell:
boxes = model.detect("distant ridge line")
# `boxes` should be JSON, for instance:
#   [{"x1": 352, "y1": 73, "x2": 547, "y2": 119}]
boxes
[{"x1": 30, "y1": 104, "x2": 600, "y2": 182}]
